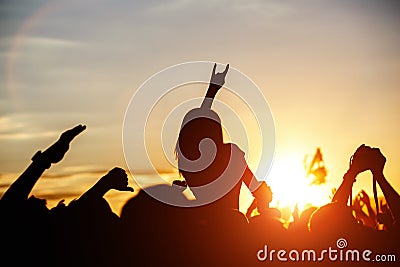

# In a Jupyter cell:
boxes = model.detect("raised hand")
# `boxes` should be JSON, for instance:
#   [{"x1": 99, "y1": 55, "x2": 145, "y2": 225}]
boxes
[
  {"x1": 100, "y1": 167, "x2": 134, "y2": 192},
  {"x1": 348, "y1": 144, "x2": 372, "y2": 175},
  {"x1": 369, "y1": 147, "x2": 386, "y2": 175},
  {"x1": 201, "y1": 63, "x2": 230, "y2": 109},
  {"x1": 252, "y1": 182, "x2": 273, "y2": 215},
  {"x1": 353, "y1": 193, "x2": 363, "y2": 211},
  {"x1": 333, "y1": 145, "x2": 372, "y2": 204},
  {"x1": 209, "y1": 63, "x2": 229, "y2": 91},
  {"x1": 353, "y1": 190, "x2": 370, "y2": 209},
  {"x1": 359, "y1": 190, "x2": 372, "y2": 207},
  {"x1": 353, "y1": 190, "x2": 377, "y2": 228},
  {"x1": 41, "y1": 124, "x2": 86, "y2": 164}
]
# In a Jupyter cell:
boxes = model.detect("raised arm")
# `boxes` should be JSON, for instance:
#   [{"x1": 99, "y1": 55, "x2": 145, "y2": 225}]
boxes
[
  {"x1": 332, "y1": 144, "x2": 370, "y2": 205},
  {"x1": 200, "y1": 63, "x2": 229, "y2": 109},
  {"x1": 369, "y1": 148, "x2": 400, "y2": 223},
  {"x1": 1, "y1": 124, "x2": 86, "y2": 205}
]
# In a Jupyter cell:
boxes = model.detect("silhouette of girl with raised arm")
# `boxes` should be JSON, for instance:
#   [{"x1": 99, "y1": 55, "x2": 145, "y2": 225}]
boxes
[{"x1": 175, "y1": 63, "x2": 271, "y2": 212}]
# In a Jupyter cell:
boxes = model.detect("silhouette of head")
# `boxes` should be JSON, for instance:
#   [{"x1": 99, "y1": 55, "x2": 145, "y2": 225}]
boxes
[
  {"x1": 176, "y1": 108, "x2": 224, "y2": 184},
  {"x1": 308, "y1": 202, "x2": 359, "y2": 237}
]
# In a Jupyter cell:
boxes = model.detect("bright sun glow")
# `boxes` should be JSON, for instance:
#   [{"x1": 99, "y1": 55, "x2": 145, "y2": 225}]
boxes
[
  {"x1": 239, "y1": 152, "x2": 333, "y2": 221},
  {"x1": 266, "y1": 153, "x2": 332, "y2": 216}
]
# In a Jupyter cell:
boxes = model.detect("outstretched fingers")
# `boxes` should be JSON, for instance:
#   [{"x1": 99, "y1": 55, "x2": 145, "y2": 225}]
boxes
[
  {"x1": 61, "y1": 124, "x2": 87, "y2": 143},
  {"x1": 223, "y1": 63, "x2": 229, "y2": 74},
  {"x1": 212, "y1": 63, "x2": 217, "y2": 75},
  {"x1": 121, "y1": 186, "x2": 134, "y2": 192}
]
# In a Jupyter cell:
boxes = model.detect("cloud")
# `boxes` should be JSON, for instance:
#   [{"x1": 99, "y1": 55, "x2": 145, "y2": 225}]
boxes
[
  {"x1": 0, "y1": 131, "x2": 57, "y2": 140},
  {"x1": 0, "y1": 116, "x2": 24, "y2": 132},
  {"x1": 42, "y1": 167, "x2": 109, "y2": 179},
  {"x1": 0, "y1": 114, "x2": 58, "y2": 140},
  {"x1": 21, "y1": 36, "x2": 86, "y2": 49}
]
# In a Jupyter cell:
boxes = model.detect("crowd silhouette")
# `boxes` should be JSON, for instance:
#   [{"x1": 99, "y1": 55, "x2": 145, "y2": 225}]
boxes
[{"x1": 1, "y1": 64, "x2": 399, "y2": 266}]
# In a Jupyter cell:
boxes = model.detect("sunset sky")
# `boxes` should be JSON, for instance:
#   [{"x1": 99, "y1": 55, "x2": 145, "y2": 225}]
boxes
[{"x1": 1, "y1": 0, "x2": 399, "y2": 215}]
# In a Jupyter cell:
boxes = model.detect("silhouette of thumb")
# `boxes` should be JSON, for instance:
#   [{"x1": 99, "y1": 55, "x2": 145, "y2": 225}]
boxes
[{"x1": 121, "y1": 186, "x2": 134, "y2": 192}]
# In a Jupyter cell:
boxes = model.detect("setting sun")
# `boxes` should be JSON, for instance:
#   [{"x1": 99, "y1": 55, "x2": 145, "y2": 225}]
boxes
[{"x1": 267, "y1": 152, "x2": 332, "y2": 214}]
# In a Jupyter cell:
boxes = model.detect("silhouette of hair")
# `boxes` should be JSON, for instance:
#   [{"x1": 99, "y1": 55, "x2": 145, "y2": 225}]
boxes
[
  {"x1": 176, "y1": 108, "x2": 222, "y2": 158},
  {"x1": 175, "y1": 108, "x2": 224, "y2": 188}
]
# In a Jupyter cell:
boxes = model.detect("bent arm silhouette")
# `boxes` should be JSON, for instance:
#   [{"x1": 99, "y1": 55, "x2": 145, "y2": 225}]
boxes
[
  {"x1": 1, "y1": 124, "x2": 86, "y2": 205},
  {"x1": 78, "y1": 167, "x2": 133, "y2": 201},
  {"x1": 242, "y1": 165, "x2": 272, "y2": 214}
]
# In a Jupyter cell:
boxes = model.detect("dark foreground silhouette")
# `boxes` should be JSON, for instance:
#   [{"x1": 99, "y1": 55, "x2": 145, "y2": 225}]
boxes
[{"x1": 1, "y1": 65, "x2": 399, "y2": 267}]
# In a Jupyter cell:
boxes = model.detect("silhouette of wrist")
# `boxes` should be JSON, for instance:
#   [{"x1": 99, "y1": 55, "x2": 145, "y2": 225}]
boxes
[
  {"x1": 31, "y1": 150, "x2": 51, "y2": 169},
  {"x1": 96, "y1": 177, "x2": 114, "y2": 194},
  {"x1": 371, "y1": 166, "x2": 383, "y2": 174},
  {"x1": 371, "y1": 170, "x2": 384, "y2": 182},
  {"x1": 344, "y1": 169, "x2": 358, "y2": 182},
  {"x1": 81, "y1": 180, "x2": 110, "y2": 200},
  {"x1": 206, "y1": 85, "x2": 220, "y2": 96}
]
